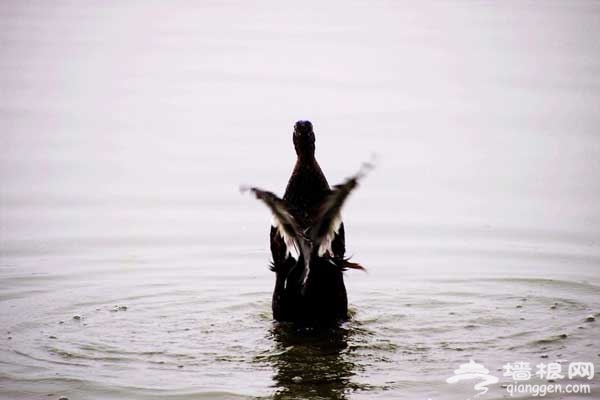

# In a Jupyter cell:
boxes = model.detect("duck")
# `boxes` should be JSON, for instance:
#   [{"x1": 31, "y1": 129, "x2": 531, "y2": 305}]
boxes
[{"x1": 242, "y1": 120, "x2": 371, "y2": 324}]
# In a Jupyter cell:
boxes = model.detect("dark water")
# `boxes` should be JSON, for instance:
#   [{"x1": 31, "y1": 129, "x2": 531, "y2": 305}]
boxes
[{"x1": 1, "y1": 1, "x2": 599, "y2": 399}]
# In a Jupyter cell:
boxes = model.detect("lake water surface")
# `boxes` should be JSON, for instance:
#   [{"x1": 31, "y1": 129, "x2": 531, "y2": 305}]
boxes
[{"x1": 1, "y1": 1, "x2": 599, "y2": 399}]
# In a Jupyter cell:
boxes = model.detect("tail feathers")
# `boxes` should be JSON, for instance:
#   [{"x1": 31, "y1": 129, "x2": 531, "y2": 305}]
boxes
[
  {"x1": 269, "y1": 256, "x2": 296, "y2": 274},
  {"x1": 328, "y1": 256, "x2": 365, "y2": 271},
  {"x1": 338, "y1": 257, "x2": 365, "y2": 271}
]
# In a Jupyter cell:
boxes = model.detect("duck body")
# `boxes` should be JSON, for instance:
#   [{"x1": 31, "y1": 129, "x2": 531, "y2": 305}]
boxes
[{"x1": 244, "y1": 120, "x2": 369, "y2": 325}]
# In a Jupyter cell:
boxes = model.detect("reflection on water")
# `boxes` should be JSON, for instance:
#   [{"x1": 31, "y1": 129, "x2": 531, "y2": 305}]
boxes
[{"x1": 266, "y1": 324, "x2": 357, "y2": 400}]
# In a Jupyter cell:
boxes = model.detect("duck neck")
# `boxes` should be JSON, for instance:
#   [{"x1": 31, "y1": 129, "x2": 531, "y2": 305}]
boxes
[{"x1": 297, "y1": 151, "x2": 316, "y2": 163}]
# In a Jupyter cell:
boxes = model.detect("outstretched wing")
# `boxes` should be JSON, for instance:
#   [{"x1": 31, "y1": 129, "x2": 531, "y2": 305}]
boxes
[
  {"x1": 311, "y1": 161, "x2": 374, "y2": 257},
  {"x1": 240, "y1": 186, "x2": 312, "y2": 274}
]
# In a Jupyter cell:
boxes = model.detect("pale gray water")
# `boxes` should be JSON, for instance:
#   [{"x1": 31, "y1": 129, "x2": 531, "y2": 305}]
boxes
[{"x1": 1, "y1": 1, "x2": 599, "y2": 399}]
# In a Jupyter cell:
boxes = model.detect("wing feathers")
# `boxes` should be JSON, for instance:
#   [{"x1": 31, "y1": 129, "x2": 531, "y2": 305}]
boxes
[
  {"x1": 241, "y1": 159, "x2": 373, "y2": 290},
  {"x1": 311, "y1": 161, "x2": 373, "y2": 254},
  {"x1": 240, "y1": 186, "x2": 312, "y2": 281}
]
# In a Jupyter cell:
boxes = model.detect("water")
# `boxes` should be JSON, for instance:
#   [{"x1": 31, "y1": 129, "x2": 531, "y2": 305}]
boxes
[{"x1": 1, "y1": 1, "x2": 599, "y2": 399}]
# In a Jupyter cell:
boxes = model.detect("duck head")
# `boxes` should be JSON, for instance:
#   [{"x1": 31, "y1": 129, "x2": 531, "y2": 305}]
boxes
[{"x1": 293, "y1": 120, "x2": 315, "y2": 159}]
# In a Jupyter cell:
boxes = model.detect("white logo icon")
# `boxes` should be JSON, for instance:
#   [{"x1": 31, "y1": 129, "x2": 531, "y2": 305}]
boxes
[{"x1": 446, "y1": 359, "x2": 499, "y2": 398}]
